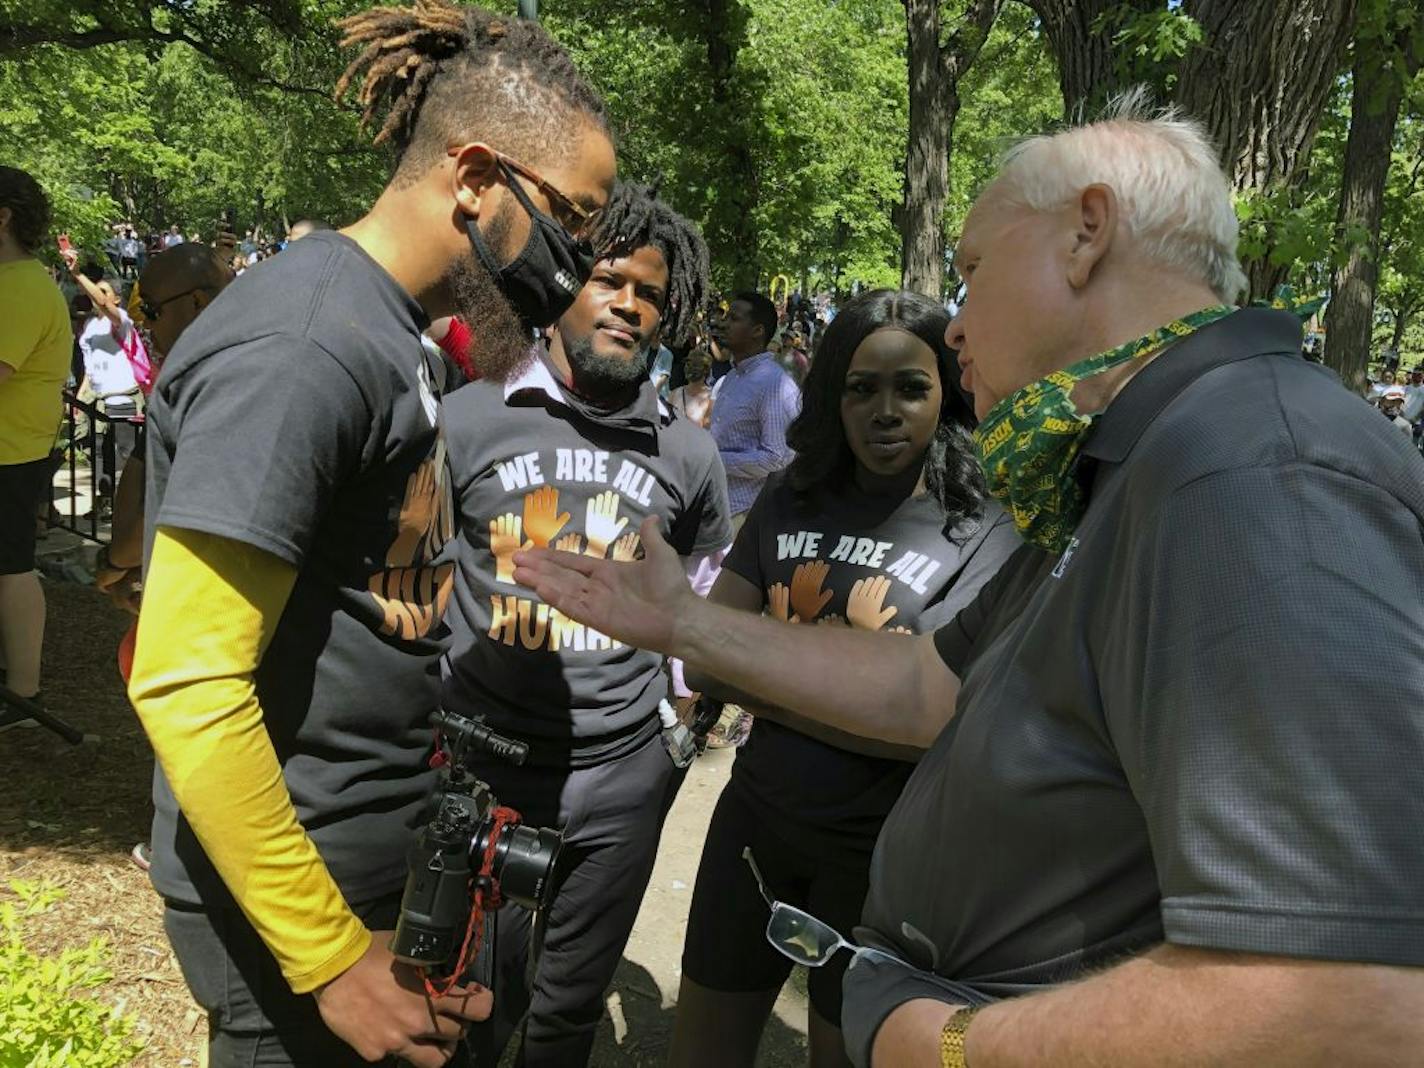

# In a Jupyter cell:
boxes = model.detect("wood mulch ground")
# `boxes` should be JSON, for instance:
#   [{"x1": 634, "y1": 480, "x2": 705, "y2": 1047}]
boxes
[{"x1": 1, "y1": 579, "x2": 203, "y2": 1066}]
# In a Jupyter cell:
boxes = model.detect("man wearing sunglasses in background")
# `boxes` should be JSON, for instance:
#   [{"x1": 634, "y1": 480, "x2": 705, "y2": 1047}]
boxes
[
  {"x1": 126, "y1": 5, "x2": 616, "y2": 1066},
  {"x1": 92, "y1": 242, "x2": 235, "y2": 614}
]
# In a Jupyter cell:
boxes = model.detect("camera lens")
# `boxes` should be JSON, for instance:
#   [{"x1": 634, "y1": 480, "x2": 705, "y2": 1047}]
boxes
[{"x1": 491, "y1": 824, "x2": 562, "y2": 910}]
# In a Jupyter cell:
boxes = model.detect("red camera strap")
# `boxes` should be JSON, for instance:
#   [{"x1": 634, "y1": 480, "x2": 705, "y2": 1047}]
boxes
[{"x1": 421, "y1": 804, "x2": 521, "y2": 1000}]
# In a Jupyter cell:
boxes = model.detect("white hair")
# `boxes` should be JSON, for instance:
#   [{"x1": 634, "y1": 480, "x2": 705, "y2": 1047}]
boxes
[{"x1": 994, "y1": 88, "x2": 1247, "y2": 304}]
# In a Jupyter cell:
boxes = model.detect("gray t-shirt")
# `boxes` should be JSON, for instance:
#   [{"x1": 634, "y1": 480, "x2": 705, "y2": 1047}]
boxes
[
  {"x1": 847, "y1": 308, "x2": 1424, "y2": 1061},
  {"x1": 724, "y1": 472, "x2": 1019, "y2": 853},
  {"x1": 441, "y1": 357, "x2": 732, "y2": 767},
  {"x1": 143, "y1": 231, "x2": 455, "y2": 907}
]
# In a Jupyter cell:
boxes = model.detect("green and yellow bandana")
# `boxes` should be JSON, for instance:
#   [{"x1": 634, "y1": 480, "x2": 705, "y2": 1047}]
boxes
[{"x1": 973, "y1": 288, "x2": 1326, "y2": 554}]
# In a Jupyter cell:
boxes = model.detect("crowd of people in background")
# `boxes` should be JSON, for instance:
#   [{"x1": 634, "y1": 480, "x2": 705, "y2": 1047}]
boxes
[
  {"x1": 1367, "y1": 364, "x2": 1424, "y2": 450},
  {"x1": 103, "y1": 221, "x2": 197, "y2": 279}
]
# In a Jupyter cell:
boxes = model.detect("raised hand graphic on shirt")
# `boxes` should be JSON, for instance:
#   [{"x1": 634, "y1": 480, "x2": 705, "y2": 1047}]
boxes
[
  {"x1": 388, "y1": 458, "x2": 437, "y2": 567},
  {"x1": 523, "y1": 486, "x2": 571, "y2": 548},
  {"x1": 767, "y1": 582, "x2": 799, "y2": 624},
  {"x1": 371, "y1": 443, "x2": 455, "y2": 640},
  {"x1": 555, "y1": 533, "x2": 584, "y2": 554},
  {"x1": 611, "y1": 531, "x2": 643, "y2": 562},
  {"x1": 847, "y1": 575, "x2": 899, "y2": 631},
  {"x1": 816, "y1": 612, "x2": 848, "y2": 627},
  {"x1": 490, "y1": 513, "x2": 524, "y2": 584},
  {"x1": 789, "y1": 560, "x2": 834, "y2": 623},
  {"x1": 583, "y1": 491, "x2": 629, "y2": 558}
]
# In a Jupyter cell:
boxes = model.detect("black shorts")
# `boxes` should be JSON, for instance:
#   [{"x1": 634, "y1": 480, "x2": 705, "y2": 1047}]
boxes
[
  {"x1": 681, "y1": 781, "x2": 873, "y2": 1025},
  {"x1": 0, "y1": 458, "x2": 53, "y2": 575}
]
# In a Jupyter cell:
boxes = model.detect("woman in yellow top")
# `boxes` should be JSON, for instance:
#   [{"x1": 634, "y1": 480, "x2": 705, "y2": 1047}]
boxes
[{"x1": 0, "y1": 167, "x2": 71, "y2": 726}]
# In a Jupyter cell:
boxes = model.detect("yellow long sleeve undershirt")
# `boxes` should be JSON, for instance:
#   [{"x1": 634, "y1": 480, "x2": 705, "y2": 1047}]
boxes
[{"x1": 129, "y1": 527, "x2": 371, "y2": 993}]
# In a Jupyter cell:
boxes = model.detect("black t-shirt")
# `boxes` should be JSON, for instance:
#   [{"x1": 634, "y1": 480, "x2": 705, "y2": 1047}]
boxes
[
  {"x1": 854, "y1": 310, "x2": 1424, "y2": 1025},
  {"x1": 143, "y1": 231, "x2": 455, "y2": 906},
  {"x1": 441, "y1": 358, "x2": 731, "y2": 767},
  {"x1": 724, "y1": 472, "x2": 1019, "y2": 854}
]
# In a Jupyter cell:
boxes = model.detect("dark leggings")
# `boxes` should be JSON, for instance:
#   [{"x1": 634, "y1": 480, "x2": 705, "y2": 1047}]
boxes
[{"x1": 680, "y1": 782, "x2": 875, "y2": 1025}]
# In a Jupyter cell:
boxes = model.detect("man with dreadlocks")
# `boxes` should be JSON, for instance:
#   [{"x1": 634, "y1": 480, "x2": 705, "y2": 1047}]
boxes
[
  {"x1": 126, "y1": 2, "x2": 615, "y2": 1065},
  {"x1": 440, "y1": 181, "x2": 729, "y2": 1067}
]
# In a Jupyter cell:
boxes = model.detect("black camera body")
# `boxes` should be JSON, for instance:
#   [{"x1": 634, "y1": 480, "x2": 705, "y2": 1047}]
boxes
[{"x1": 391, "y1": 709, "x2": 561, "y2": 980}]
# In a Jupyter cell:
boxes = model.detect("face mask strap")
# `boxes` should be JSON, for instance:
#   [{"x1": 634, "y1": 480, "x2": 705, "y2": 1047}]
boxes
[
  {"x1": 463, "y1": 159, "x2": 553, "y2": 277},
  {"x1": 497, "y1": 159, "x2": 566, "y2": 236},
  {"x1": 464, "y1": 211, "x2": 513, "y2": 280}
]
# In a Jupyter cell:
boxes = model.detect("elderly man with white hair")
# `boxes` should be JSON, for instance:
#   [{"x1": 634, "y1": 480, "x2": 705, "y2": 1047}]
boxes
[{"x1": 513, "y1": 97, "x2": 1424, "y2": 1066}]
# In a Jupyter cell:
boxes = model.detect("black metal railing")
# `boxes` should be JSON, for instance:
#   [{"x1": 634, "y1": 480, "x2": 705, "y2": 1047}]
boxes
[{"x1": 51, "y1": 388, "x2": 123, "y2": 545}]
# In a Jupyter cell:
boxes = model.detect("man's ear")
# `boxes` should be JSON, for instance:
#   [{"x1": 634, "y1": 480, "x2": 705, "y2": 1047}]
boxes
[
  {"x1": 450, "y1": 142, "x2": 502, "y2": 221},
  {"x1": 1066, "y1": 183, "x2": 1117, "y2": 291}
]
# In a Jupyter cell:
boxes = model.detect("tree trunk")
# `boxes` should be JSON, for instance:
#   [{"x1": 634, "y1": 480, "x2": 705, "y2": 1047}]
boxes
[
  {"x1": 900, "y1": 0, "x2": 952, "y2": 297},
  {"x1": 1323, "y1": 22, "x2": 1423, "y2": 392},
  {"x1": 1385, "y1": 294, "x2": 1421, "y2": 352},
  {"x1": 900, "y1": 0, "x2": 1000, "y2": 298},
  {"x1": 1025, "y1": 0, "x2": 1155, "y2": 113},
  {"x1": 1176, "y1": 0, "x2": 1358, "y2": 299},
  {"x1": 702, "y1": 0, "x2": 760, "y2": 288}
]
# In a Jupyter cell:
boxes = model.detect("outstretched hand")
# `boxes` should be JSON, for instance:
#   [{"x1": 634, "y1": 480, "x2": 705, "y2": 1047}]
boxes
[{"x1": 513, "y1": 516, "x2": 693, "y2": 655}]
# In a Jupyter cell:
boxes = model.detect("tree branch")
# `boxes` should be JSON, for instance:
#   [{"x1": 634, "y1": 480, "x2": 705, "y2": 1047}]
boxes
[
  {"x1": 1401, "y1": 146, "x2": 1424, "y2": 204},
  {"x1": 973, "y1": 17, "x2": 1033, "y2": 73},
  {"x1": 0, "y1": 22, "x2": 141, "y2": 52},
  {"x1": 940, "y1": 0, "x2": 1003, "y2": 81},
  {"x1": 0, "y1": 17, "x2": 344, "y2": 105}
]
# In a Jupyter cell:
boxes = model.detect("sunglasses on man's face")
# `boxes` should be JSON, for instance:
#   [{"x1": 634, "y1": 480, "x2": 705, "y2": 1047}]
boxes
[{"x1": 140, "y1": 285, "x2": 210, "y2": 321}]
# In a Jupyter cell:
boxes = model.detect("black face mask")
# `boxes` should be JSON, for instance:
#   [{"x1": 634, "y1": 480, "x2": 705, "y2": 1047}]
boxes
[{"x1": 465, "y1": 160, "x2": 595, "y2": 330}]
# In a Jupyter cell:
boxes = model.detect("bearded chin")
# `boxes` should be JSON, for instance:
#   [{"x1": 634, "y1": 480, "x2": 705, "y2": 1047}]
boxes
[
  {"x1": 445, "y1": 209, "x2": 537, "y2": 383},
  {"x1": 565, "y1": 334, "x2": 653, "y2": 400}
]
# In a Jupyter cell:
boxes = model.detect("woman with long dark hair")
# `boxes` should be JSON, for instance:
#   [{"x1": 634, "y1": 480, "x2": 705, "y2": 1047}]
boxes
[{"x1": 669, "y1": 290, "x2": 1021, "y2": 1067}]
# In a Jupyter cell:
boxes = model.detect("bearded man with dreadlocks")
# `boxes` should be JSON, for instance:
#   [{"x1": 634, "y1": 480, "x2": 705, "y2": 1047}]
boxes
[
  {"x1": 126, "y1": 3, "x2": 615, "y2": 1065},
  {"x1": 439, "y1": 181, "x2": 728, "y2": 1067}
]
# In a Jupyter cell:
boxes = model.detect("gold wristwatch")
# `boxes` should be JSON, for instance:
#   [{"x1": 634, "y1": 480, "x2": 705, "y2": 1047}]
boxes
[{"x1": 939, "y1": 1006, "x2": 979, "y2": 1068}]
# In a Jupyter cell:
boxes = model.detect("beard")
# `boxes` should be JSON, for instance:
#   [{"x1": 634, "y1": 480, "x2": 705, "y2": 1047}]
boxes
[
  {"x1": 564, "y1": 332, "x2": 653, "y2": 401},
  {"x1": 444, "y1": 202, "x2": 535, "y2": 383}
]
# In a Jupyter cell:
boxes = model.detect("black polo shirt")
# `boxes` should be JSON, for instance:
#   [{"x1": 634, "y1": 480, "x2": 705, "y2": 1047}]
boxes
[{"x1": 846, "y1": 309, "x2": 1424, "y2": 1060}]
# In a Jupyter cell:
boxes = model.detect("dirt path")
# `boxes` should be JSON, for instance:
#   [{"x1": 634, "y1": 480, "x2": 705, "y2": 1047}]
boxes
[
  {"x1": 589, "y1": 746, "x2": 810, "y2": 1065},
  {"x1": 2, "y1": 579, "x2": 809, "y2": 1066}
]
